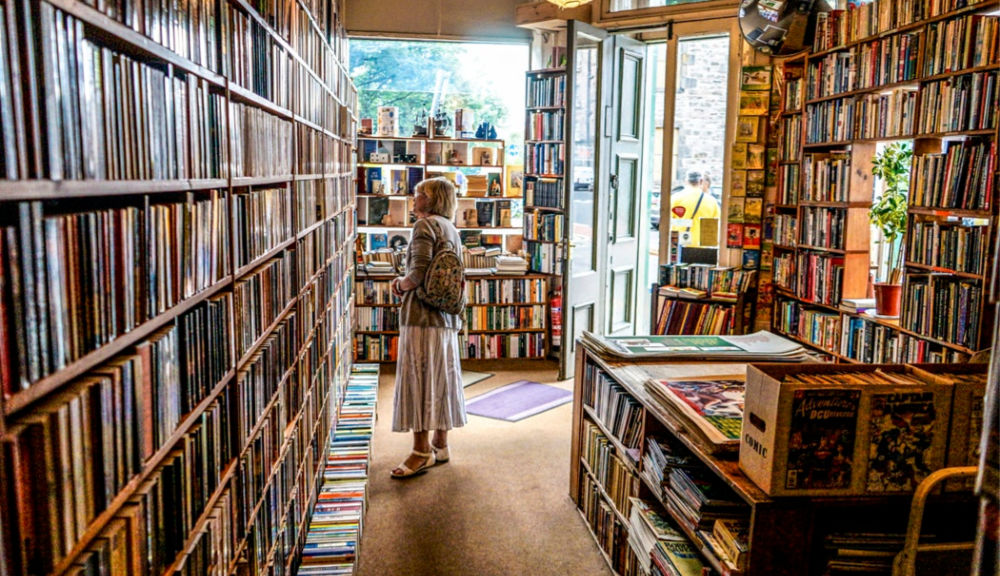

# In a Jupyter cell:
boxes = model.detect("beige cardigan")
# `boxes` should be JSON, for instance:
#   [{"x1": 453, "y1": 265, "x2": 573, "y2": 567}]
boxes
[{"x1": 399, "y1": 215, "x2": 465, "y2": 329}]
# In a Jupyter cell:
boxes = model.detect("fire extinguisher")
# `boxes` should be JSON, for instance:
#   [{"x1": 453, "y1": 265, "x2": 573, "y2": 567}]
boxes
[{"x1": 550, "y1": 285, "x2": 563, "y2": 342}]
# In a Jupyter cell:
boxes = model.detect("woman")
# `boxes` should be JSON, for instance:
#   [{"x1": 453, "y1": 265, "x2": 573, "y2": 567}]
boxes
[{"x1": 389, "y1": 177, "x2": 467, "y2": 478}]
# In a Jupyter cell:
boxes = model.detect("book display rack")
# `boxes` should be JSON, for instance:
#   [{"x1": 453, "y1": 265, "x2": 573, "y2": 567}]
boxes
[
  {"x1": 353, "y1": 272, "x2": 549, "y2": 362},
  {"x1": 771, "y1": 0, "x2": 999, "y2": 364},
  {"x1": 570, "y1": 340, "x2": 982, "y2": 576},
  {"x1": 354, "y1": 135, "x2": 520, "y2": 254},
  {"x1": 0, "y1": 0, "x2": 358, "y2": 574},
  {"x1": 652, "y1": 266, "x2": 758, "y2": 336}
]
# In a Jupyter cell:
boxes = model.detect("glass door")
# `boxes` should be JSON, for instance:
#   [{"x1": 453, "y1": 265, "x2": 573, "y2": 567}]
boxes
[{"x1": 560, "y1": 20, "x2": 607, "y2": 379}]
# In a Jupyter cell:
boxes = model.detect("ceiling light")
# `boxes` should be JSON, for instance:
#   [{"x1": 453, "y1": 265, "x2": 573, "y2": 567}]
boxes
[{"x1": 546, "y1": 0, "x2": 593, "y2": 8}]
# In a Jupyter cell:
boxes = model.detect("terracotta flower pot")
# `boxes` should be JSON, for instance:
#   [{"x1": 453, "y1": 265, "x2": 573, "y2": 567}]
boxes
[{"x1": 873, "y1": 283, "x2": 902, "y2": 317}]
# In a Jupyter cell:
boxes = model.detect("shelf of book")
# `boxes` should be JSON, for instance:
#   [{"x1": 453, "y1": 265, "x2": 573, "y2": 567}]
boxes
[
  {"x1": 0, "y1": 0, "x2": 359, "y2": 573},
  {"x1": 770, "y1": 2, "x2": 999, "y2": 363},
  {"x1": 570, "y1": 339, "x2": 985, "y2": 576},
  {"x1": 352, "y1": 273, "x2": 550, "y2": 362}
]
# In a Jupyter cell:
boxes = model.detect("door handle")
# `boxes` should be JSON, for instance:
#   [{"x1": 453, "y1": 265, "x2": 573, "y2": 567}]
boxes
[{"x1": 609, "y1": 174, "x2": 619, "y2": 190}]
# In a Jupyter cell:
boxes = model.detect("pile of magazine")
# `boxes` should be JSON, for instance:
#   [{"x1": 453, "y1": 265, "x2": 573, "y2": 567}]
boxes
[
  {"x1": 643, "y1": 379, "x2": 745, "y2": 455},
  {"x1": 581, "y1": 330, "x2": 810, "y2": 362},
  {"x1": 627, "y1": 497, "x2": 686, "y2": 575},
  {"x1": 664, "y1": 467, "x2": 748, "y2": 535}
]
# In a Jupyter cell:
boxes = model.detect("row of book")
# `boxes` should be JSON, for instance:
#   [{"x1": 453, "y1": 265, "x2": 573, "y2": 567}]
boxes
[
  {"x1": 25, "y1": 5, "x2": 228, "y2": 181},
  {"x1": 795, "y1": 251, "x2": 846, "y2": 306},
  {"x1": 234, "y1": 252, "x2": 295, "y2": 359},
  {"x1": 523, "y1": 211, "x2": 564, "y2": 242},
  {"x1": 524, "y1": 239, "x2": 562, "y2": 275},
  {"x1": 778, "y1": 164, "x2": 800, "y2": 205},
  {"x1": 461, "y1": 332, "x2": 546, "y2": 359},
  {"x1": 353, "y1": 306, "x2": 400, "y2": 332},
  {"x1": 812, "y1": 0, "x2": 986, "y2": 51},
  {"x1": 917, "y1": 70, "x2": 998, "y2": 134},
  {"x1": 298, "y1": 365, "x2": 378, "y2": 575},
  {"x1": 525, "y1": 142, "x2": 565, "y2": 176},
  {"x1": 654, "y1": 299, "x2": 741, "y2": 337},
  {"x1": 775, "y1": 298, "x2": 842, "y2": 355},
  {"x1": 581, "y1": 365, "x2": 644, "y2": 455},
  {"x1": 841, "y1": 314, "x2": 970, "y2": 363},
  {"x1": 295, "y1": 67, "x2": 327, "y2": 128},
  {"x1": 231, "y1": 7, "x2": 291, "y2": 110},
  {"x1": 0, "y1": 197, "x2": 232, "y2": 392},
  {"x1": 527, "y1": 110, "x2": 564, "y2": 141},
  {"x1": 296, "y1": 176, "x2": 355, "y2": 232},
  {"x1": 581, "y1": 421, "x2": 637, "y2": 524},
  {"x1": 901, "y1": 274, "x2": 982, "y2": 349},
  {"x1": 774, "y1": 213, "x2": 798, "y2": 247},
  {"x1": 230, "y1": 102, "x2": 294, "y2": 178},
  {"x1": 579, "y1": 473, "x2": 637, "y2": 576},
  {"x1": 907, "y1": 219, "x2": 988, "y2": 274},
  {"x1": 802, "y1": 152, "x2": 851, "y2": 202},
  {"x1": 780, "y1": 116, "x2": 802, "y2": 162},
  {"x1": 854, "y1": 88, "x2": 918, "y2": 140},
  {"x1": 909, "y1": 137, "x2": 995, "y2": 211},
  {"x1": 526, "y1": 73, "x2": 566, "y2": 108},
  {"x1": 358, "y1": 165, "x2": 423, "y2": 195},
  {"x1": 806, "y1": 32, "x2": 920, "y2": 100},
  {"x1": 656, "y1": 264, "x2": 757, "y2": 299},
  {"x1": 463, "y1": 305, "x2": 547, "y2": 331},
  {"x1": 524, "y1": 177, "x2": 564, "y2": 210},
  {"x1": 354, "y1": 334, "x2": 398, "y2": 362},
  {"x1": 923, "y1": 13, "x2": 1000, "y2": 77},
  {"x1": 799, "y1": 206, "x2": 847, "y2": 250},
  {"x1": 298, "y1": 125, "x2": 326, "y2": 175},
  {"x1": 235, "y1": 187, "x2": 293, "y2": 269}
]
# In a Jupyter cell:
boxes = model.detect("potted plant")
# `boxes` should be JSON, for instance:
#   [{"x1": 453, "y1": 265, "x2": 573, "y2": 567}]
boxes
[{"x1": 869, "y1": 142, "x2": 912, "y2": 317}]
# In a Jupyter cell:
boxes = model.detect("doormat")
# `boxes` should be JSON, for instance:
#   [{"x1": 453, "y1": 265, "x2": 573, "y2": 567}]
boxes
[
  {"x1": 465, "y1": 380, "x2": 572, "y2": 422},
  {"x1": 462, "y1": 370, "x2": 493, "y2": 388}
]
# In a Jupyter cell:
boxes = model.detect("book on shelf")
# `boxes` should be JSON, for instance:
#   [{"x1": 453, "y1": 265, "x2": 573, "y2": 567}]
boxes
[
  {"x1": 627, "y1": 497, "x2": 686, "y2": 575},
  {"x1": 581, "y1": 330, "x2": 808, "y2": 361},
  {"x1": 652, "y1": 540, "x2": 705, "y2": 576}
]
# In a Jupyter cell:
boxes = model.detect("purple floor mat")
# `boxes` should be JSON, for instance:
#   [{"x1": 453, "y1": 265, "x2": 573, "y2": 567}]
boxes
[{"x1": 465, "y1": 380, "x2": 573, "y2": 422}]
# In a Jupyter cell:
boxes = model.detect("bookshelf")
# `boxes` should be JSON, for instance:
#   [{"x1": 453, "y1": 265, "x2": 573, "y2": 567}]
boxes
[
  {"x1": 652, "y1": 265, "x2": 758, "y2": 336},
  {"x1": 523, "y1": 67, "x2": 567, "y2": 276},
  {"x1": 771, "y1": 0, "x2": 999, "y2": 364},
  {"x1": 570, "y1": 340, "x2": 982, "y2": 576},
  {"x1": 354, "y1": 135, "x2": 521, "y2": 255},
  {"x1": 0, "y1": 1, "x2": 358, "y2": 575},
  {"x1": 353, "y1": 272, "x2": 549, "y2": 362}
]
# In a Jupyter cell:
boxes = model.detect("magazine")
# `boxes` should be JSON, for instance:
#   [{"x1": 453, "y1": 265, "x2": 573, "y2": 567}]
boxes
[{"x1": 582, "y1": 330, "x2": 808, "y2": 361}]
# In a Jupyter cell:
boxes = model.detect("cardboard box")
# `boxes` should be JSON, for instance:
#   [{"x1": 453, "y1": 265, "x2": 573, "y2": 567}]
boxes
[
  {"x1": 910, "y1": 363, "x2": 988, "y2": 472},
  {"x1": 741, "y1": 364, "x2": 952, "y2": 497}
]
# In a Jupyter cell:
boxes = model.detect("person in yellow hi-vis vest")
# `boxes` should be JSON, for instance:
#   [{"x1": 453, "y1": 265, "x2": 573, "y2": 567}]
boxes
[{"x1": 669, "y1": 171, "x2": 720, "y2": 247}]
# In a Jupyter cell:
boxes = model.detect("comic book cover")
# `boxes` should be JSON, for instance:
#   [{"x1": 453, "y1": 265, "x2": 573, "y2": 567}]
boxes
[
  {"x1": 865, "y1": 391, "x2": 943, "y2": 493},
  {"x1": 785, "y1": 389, "x2": 861, "y2": 490}
]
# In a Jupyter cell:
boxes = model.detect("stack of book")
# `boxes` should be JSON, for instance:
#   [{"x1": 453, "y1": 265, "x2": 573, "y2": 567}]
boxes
[
  {"x1": 495, "y1": 255, "x2": 529, "y2": 275},
  {"x1": 822, "y1": 532, "x2": 905, "y2": 575},
  {"x1": 643, "y1": 379, "x2": 745, "y2": 455},
  {"x1": 627, "y1": 498, "x2": 686, "y2": 575},
  {"x1": 840, "y1": 297, "x2": 876, "y2": 314},
  {"x1": 699, "y1": 518, "x2": 749, "y2": 572},
  {"x1": 663, "y1": 468, "x2": 748, "y2": 535},
  {"x1": 299, "y1": 365, "x2": 379, "y2": 575}
]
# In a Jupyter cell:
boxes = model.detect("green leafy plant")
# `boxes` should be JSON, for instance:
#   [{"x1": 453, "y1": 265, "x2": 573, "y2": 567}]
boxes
[{"x1": 870, "y1": 142, "x2": 912, "y2": 283}]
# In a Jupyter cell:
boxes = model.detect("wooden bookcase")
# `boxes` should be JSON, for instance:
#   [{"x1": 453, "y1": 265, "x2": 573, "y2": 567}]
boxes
[
  {"x1": 523, "y1": 67, "x2": 567, "y2": 276},
  {"x1": 0, "y1": 0, "x2": 358, "y2": 575},
  {"x1": 353, "y1": 272, "x2": 549, "y2": 362},
  {"x1": 569, "y1": 340, "x2": 979, "y2": 576},
  {"x1": 771, "y1": 0, "x2": 999, "y2": 364},
  {"x1": 355, "y1": 135, "x2": 520, "y2": 254}
]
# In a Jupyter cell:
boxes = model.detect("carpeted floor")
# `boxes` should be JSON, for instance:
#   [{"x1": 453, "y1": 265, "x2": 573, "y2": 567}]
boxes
[{"x1": 356, "y1": 359, "x2": 611, "y2": 576}]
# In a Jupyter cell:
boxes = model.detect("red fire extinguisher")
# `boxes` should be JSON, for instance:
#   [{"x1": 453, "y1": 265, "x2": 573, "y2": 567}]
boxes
[{"x1": 550, "y1": 285, "x2": 563, "y2": 341}]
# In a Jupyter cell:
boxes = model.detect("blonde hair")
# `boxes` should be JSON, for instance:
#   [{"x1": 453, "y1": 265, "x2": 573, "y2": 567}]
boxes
[{"x1": 415, "y1": 177, "x2": 457, "y2": 219}]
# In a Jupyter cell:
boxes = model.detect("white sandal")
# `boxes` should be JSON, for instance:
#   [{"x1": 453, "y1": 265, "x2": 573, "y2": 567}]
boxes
[
  {"x1": 432, "y1": 444, "x2": 450, "y2": 463},
  {"x1": 390, "y1": 450, "x2": 436, "y2": 479}
]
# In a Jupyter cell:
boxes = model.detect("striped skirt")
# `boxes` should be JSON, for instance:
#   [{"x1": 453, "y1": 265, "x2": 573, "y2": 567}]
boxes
[{"x1": 391, "y1": 325, "x2": 467, "y2": 432}]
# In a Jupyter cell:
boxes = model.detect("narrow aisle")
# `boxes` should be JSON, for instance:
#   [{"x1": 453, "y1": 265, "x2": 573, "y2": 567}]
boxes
[{"x1": 356, "y1": 360, "x2": 611, "y2": 576}]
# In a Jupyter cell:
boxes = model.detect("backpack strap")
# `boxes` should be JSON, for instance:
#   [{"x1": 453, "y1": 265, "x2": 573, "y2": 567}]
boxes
[{"x1": 685, "y1": 193, "x2": 705, "y2": 233}]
